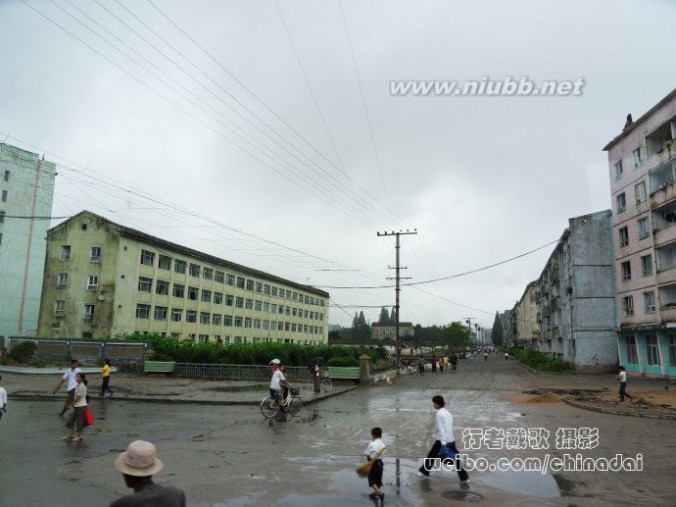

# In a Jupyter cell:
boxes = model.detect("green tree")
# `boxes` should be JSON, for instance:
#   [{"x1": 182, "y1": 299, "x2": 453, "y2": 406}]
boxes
[
  {"x1": 378, "y1": 307, "x2": 390, "y2": 324},
  {"x1": 491, "y1": 312, "x2": 504, "y2": 346}
]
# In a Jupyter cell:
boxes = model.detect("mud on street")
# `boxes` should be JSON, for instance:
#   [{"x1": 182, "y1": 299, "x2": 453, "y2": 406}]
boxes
[{"x1": 2, "y1": 356, "x2": 675, "y2": 507}]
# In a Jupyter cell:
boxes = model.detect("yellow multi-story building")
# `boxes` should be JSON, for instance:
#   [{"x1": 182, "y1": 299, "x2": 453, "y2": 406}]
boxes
[
  {"x1": 514, "y1": 281, "x2": 539, "y2": 346},
  {"x1": 37, "y1": 211, "x2": 329, "y2": 344}
]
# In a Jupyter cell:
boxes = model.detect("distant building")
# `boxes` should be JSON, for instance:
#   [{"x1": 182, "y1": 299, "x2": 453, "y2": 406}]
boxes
[
  {"x1": 0, "y1": 144, "x2": 56, "y2": 338},
  {"x1": 371, "y1": 322, "x2": 414, "y2": 341},
  {"x1": 37, "y1": 211, "x2": 329, "y2": 344},
  {"x1": 498, "y1": 310, "x2": 514, "y2": 347},
  {"x1": 514, "y1": 281, "x2": 539, "y2": 346},
  {"x1": 536, "y1": 211, "x2": 617, "y2": 372},
  {"x1": 603, "y1": 88, "x2": 676, "y2": 378}
]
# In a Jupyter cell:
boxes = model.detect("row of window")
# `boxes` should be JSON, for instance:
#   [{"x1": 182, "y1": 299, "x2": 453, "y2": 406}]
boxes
[
  {"x1": 620, "y1": 254, "x2": 653, "y2": 282},
  {"x1": 153, "y1": 334, "x2": 319, "y2": 345},
  {"x1": 625, "y1": 335, "x2": 676, "y2": 367},
  {"x1": 615, "y1": 181, "x2": 647, "y2": 213},
  {"x1": 621, "y1": 291, "x2": 656, "y2": 316},
  {"x1": 59, "y1": 245, "x2": 100, "y2": 262},
  {"x1": 617, "y1": 218, "x2": 650, "y2": 247},
  {"x1": 613, "y1": 147, "x2": 644, "y2": 181}
]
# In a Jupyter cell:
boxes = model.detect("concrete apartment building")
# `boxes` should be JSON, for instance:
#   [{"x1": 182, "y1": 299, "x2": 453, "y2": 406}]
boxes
[
  {"x1": 513, "y1": 281, "x2": 539, "y2": 346},
  {"x1": 37, "y1": 211, "x2": 330, "y2": 344},
  {"x1": 604, "y1": 89, "x2": 676, "y2": 378},
  {"x1": 536, "y1": 211, "x2": 617, "y2": 372},
  {"x1": 0, "y1": 144, "x2": 56, "y2": 338}
]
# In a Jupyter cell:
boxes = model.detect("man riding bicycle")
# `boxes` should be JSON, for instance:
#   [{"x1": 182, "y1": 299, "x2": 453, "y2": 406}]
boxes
[{"x1": 269, "y1": 359, "x2": 288, "y2": 412}]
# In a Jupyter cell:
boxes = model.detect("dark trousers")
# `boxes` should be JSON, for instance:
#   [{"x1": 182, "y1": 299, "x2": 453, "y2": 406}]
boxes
[
  {"x1": 101, "y1": 376, "x2": 113, "y2": 395},
  {"x1": 367, "y1": 459, "x2": 384, "y2": 487},
  {"x1": 619, "y1": 382, "x2": 632, "y2": 401},
  {"x1": 313, "y1": 375, "x2": 321, "y2": 392},
  {"x1": 60, "y1": 389, "x2": 75, "y2": 415},
  {"x1": 423, "y1": 440, "x2": 469, "y2": 482}
]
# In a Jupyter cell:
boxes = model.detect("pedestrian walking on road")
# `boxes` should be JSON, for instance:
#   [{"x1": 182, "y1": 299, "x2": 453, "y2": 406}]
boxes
[
  {"x1": 504, "y1": 352, "x2": 509, "y2": 361},
  {"x1": 431, "y1": 356, "x2": 437, "y2": 373},
  {"x1": 63, "y1": 372, "x2": 88, "y2": 442},
  {"x1": 363, "y1": 427, "x2": 386, "y2": 506},
  {"x1": 101, "y1": 358, "x2": 115, "y2": 397},
  {"x1": 0, "y1": 374, "x2": 7, "y2": 421},
  {"x1": 418, "y1": 355, "x2": 425, "y2": 376},
  {"x1": 52, "y1": 359, "x2": 81, "y2": 417},
  {"x1": 313, "y1": 361, "x2": 321, "y2": 393},
  {"x1": 418, "y1": 395, "x2": 469, "y2": 484},
  {"x1": 110, "y1": 440, "x2": 186, "y2": 507},
  {"x1": 618, "y1": 366, "x2": 633, "y2": 402}
]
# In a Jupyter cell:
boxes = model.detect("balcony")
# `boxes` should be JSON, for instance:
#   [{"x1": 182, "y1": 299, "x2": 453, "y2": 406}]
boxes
[
  {"x1": 654, "y1": 225, "x2": 676, "y2": 247},
  {"x1": 660, "y1": 305, "x2": 676, "y2": 323},
  {"x1": 657, "y1": 268, "x2": 676, "y2": 286},
  {"x1": 650, "y1": 182, "x2": 676, "y2": 209}
]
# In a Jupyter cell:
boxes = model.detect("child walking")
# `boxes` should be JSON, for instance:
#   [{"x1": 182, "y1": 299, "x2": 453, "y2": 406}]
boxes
[{"x1": 363, "y1": 427, "x2": 386, "y2": 506}]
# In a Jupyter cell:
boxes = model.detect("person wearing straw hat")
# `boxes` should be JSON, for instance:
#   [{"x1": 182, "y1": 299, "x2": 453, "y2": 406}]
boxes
[{"x1": 110, "y1": 440, "x2": 186, "y2": 507}]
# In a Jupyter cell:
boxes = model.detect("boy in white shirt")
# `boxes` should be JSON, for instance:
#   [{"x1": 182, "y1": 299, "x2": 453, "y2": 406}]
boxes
[
  {"x1": 617, "y1": 366, "x2": 633, "y2": 402},
  {"x1": 363, "y1": 427, "x2": 385, "y2": 505},
  {"x1": 0, "y1": 374, "x2": 7, "y2": 421}
]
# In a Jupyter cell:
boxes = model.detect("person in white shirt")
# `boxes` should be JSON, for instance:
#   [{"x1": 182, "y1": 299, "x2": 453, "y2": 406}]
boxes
[
  {"x1": 53, "y1": 359, "x2": 81, "y2": 417},
  {"x1": 363, "y1": 427, "x2": 386, "y2": 505},
  {"x1": 617, "y1": 365, "x2": 633, "y2": 402},
  {"x1": 269, "y1": 359, "x2": 287, "y2": 412},
  {"x1": 0, "y1": 374, "x2": 7, "y2": 421},
  {"x1": 418, "y1": 395, "x2": 469, "y2": 483},
  {"x1": 64, "y1": 372, "x2": 88, "y2": 442}
]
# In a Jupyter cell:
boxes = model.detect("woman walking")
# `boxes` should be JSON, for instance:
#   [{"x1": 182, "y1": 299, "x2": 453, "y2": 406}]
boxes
[
  {"x1": 101, "y1": 359, "x2": 115, "y2": 396},
  {"x1": 64, "y1": 372, "x2": 88, "y2": 442}
]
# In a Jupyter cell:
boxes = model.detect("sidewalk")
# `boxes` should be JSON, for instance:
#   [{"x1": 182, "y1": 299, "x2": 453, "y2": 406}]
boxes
[
  {"x1": 2, "y1": 371, "x2": 359, "y2": 406},
  {"x1": 519, "y1": 362, "x2": 676, "y2": 420}
]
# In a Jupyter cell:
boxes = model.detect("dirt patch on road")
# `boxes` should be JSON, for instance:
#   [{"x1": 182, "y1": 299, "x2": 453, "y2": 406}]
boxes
[{"x1": 508, "y1": 392, "x2": 563, "y2": 404}]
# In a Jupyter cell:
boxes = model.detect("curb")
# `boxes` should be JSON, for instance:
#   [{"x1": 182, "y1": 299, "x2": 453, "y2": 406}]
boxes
[
  {"x1": 561, "y1": 397, "x2": 676, "y2": 421},
  {"x1": 8, "y1": 385, "x2": 361, "y2": 407}
]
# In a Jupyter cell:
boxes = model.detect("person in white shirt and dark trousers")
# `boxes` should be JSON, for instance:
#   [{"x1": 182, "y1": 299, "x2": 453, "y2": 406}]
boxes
[
  {"x1": 618, "y1": 366, "x2": 633, "y2": 402},
  {"x1": 363, "y1": 427, "x2": 386, "y2": 505},
  {"x1": 418, "y1": 395, "x2": 469, "y2": 483},
  {"x1": 0, "y1": 374, "x2": 7, "y2": 421}
]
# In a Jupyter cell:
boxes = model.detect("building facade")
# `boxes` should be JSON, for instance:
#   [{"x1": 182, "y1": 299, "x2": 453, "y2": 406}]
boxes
[
  {"x1": 0, "y1": 144, "x2": 56, "y2": 338},
  {"x1": 514, "y1": 281, "x2": 539, "y2": 346},
  {"x1": 37, "y1": 211, "x2": 330, "y2": 344},
  {"x1": 604, "y1": 89, "x2": 676, "y2": 378},
  {"x1": 536, "y1": 211, "x2": 617, "y2": 372}
]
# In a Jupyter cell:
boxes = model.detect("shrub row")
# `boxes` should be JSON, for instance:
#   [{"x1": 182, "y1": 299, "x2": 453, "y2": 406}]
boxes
[{"x1": 508, "y1": 347, "x2": 567, "y2": 372}]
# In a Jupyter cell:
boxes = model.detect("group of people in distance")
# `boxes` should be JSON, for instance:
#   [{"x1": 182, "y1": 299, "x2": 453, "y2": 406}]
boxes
[{"x1": 417, "y1": 354, "x2": 458, "y2": 375}]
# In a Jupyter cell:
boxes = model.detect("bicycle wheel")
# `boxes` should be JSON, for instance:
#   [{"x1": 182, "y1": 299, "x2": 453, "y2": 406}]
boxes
[
  {"x1": 320, "y1": 377, "x2": 333, "y2": 392},
  {"x1": 260, "y1": 397, "x2": 278, "y2": 419},
  {"x1": 288, "y1": 397, "x2": 304, "y2": 417}
]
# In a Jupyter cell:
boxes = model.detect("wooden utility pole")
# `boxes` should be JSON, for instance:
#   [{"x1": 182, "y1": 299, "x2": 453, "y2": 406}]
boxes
[{"x1": 377, "y1": 229, "x2": 417, "y2": 366}]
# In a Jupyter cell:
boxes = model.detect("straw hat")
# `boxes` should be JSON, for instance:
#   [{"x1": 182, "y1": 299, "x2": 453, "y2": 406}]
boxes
[{"x1": 114, "y1": 440, "x2": 164, "y2": 477}]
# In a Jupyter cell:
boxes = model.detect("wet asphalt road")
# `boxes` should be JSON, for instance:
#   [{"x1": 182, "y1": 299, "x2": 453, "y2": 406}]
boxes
[{"x1": 2, "y1": 356, "x2": 675, "y2": 507}]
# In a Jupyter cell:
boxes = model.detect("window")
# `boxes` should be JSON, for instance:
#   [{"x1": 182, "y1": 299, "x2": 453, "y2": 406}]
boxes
[
  {"x1": 641, "y1": 255, "x2": 653, "y2": 276},
  {"x1": 292, "y1": 307, "x2": 298, "y2": 317},
  {"x1": 235, "y1": 296, "x2": 244, "y2": 308},
  {"x1": 173, "y1": 283, "x2": 185, "y2": 298},
  {"x1": 271, "y1": 304, "x2": 277, "y2": 314},
  {"x1": 621, "y1": 261, "x2": 631, "y2": 281},
  {"x1": 188, "y1": 286, "x2": 199, "y2": 300},
  {"x1": 203, "y1": 267, "x2": 213, "y2": 280},
  {"x1": 637, "y1": 217, "x2": 649, "y2": 239},
  {"x1": 616, "y1": 193, "x2": 626, "y2": 214},
  {"x1": 0, "y1": 211, "x2": 4, "y2": 224},
  {"x1": 171, "y1": 308, "x2": 183, "y2": 322},
  {"x1": 263, "y1": 302, "x2": 270, "y2": 313},
  {"x1": 292, "y1": 292, "x2": 298, "y2": 301},
  {"x1": 244, "y1": 317, "x2": 252, "y2": 328},
  {"x1": 635, "y1": 181, "x2": 647, "y2": 205},
  {"x1": 3, "y1": 170, "x2": 8, "y2": 182},
  {"x1": 254, "y1": 319, "x2": 261, "y2": 329},
  {"x1": 86, "y1": 275, "x2": 99, "y2": 290},
  {"x1": 245, "y1": 298, "x2": 253, "y2": 310},
  {"x1": 255, "y1": 282, "x2": 263, "y2": 293},
  {"x1": 189, "y1": 263, "x2": 200, "y2": 277},
  {"x1": 234, "y1": 316, "x2": 243, "y2": 327},
  {"x1": 277, "y1": 322, "x2": 284, "y2": 331},
  {"x1": 236, "y1": 276, "x2": 245, "y2": 288},
  {"x1": 200, "y1": 312, "x2": 210, "y2": 324},
  {"x1": 214, "y1": 292, "x2": 223, "y2": 305},
  {"x1": 90, "y1": 247, "x2": 101, "y2": 262},
  {"x1": 186, "y1": 310, "x2": 197, "y2": 323},
  {"x1": 156, "y1": 280, "x2": 169, "y2": 295},
  {"x1": 644, "y1": 292, "x2": 656, "y2": 313},
  {"x1": 215, "y1": 271, "x2": 224, "y2": 283},
  {"x1": 623, "y1": 296, "x2": 634, "y2": 316},
  {"x1": 1, "y1": 190, "x2": 7, "y2": 202},
  {"x1": 669, "y1": 336, "x2": 676, "y2": 368},
  {"x1": 138, "y1": 277, "x2": 153, "y2": 292},
  {"x1": 278, "y1": 305, "x2": 284, "y2": 315},
  {"x1": 154, "y1": 306, "x2": 168, "y2": 320},
  {"x1": 140, "y1": 249, "x2": 155, "y2": 266},
  {"x1": 619, "y1": 227, "x2": 629, "y2": 248},
  {"x1": 226, "y1": 294, "x2": 234, "y2": 306},
  {"x1": 226, "y1": 274, "x2": 235, "y2": 286},
  {"x1": 159, "y1": 255, "x2": 171, "y2": 270},
  {"x1": 646, "y1": 336, "x2": 660, "y2": 365},
  {"x1": 54, "y1": 300, "x2": 66, "y2": 313},
  {"x1": 84, "y1": 304, "x2": 95, "y2": 320},
  {"x1": 632, "y1": 147, "x2": 643, "y2": 168},
  {"x1": 199, "y1": 335, "x2": 209, "y2": 344},
  {"x1": 212, "y1": 314, "x2": 222, "y2": 326},
  {"x1": 81, "y1": 223, "x2": 87, "y2": 231},
  {"x1": 264, "y1": 284, "x2": 271, "y2": 295},
  {"x1": 255, "y1": 300, "x2": 262, "y2": 311},
  {"x1": 246, "y1": 279, "x2": 254, "y2": 290},
  {"x1": 286, "y1": 290, "x2": 292, "y2": 299},
  {"x1": 272, "y1": 287, "x2": 278, "y2": 297},
  {"x1": 174, "y1": 260, "x2": 186, "y2": 274},
  {"x1": 57, "y1": 273, "x2": 68, "y2": 288},
  {"x1": 60, "y1": 245, "x2": 71, "y2": 260},
  {"x1": 201, "y1": 290, "x2": 212, "y2": 303},
  {"x1": 224, "y1": 315, "x2": 233, "y2": 326},
  {"x1": 285, "y1": 306, "x2": 291, "y2": 316},
  {"x1": 136, "y1": 304, "x2": 151, "y2": 319}
]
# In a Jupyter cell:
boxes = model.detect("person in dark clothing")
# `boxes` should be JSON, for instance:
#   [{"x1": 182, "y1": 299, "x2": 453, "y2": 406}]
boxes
[{"x1": 110, "y1": 440, "x2": 186, "y2": 507}]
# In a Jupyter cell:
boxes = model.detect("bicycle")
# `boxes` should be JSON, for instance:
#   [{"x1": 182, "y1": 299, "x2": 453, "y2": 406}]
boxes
[
  {"x1": 260, "y1": 386, "x2": 304, "y2": 418},
  {"x1": 320, "y1": 373, "x2": 333, "y2": 393}
]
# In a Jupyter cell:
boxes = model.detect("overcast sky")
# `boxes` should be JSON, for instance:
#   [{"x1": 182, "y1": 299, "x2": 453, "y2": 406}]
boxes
[{"x1": 1, "y1": 0, "x2": 675, "y2": 329}]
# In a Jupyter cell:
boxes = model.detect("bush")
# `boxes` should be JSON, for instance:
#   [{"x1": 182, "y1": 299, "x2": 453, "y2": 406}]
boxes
[
  {"x1": 326, "y1": 357, "x2": 359, "y2": 367},
  {"x1": 7, "y1": 341, "x2": 37, "y2": 363},
  {"x1": 509, "y1": 347, "x2": 567, "y2": 372}
]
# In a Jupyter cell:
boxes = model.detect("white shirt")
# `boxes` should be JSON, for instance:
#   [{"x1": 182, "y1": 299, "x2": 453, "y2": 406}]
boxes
[
  {"x1": 63, "y1": 367, "x2": 81, "y2": 391},
  {"x1": 364, "y1": 438, "x2": 386, "y2": 460},
  {"x1": 619, "y1": 371, "x2": 627, "y2": 383},
  {"x1": 0, "y1": 386, "x2": 7, "y2": 408},
  {"x1": 73, "y1": 383, "x2": 88, "y2": 407},
  {"x1": 435, "y1": 407, "x2": 455, "y2": 445},
  {"x1": 270, "y1": 369, "x2": 285, "y2": 390}
]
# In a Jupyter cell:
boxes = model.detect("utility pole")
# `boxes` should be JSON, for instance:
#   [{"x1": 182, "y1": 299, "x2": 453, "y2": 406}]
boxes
[
  {"x1": 378, "y1": 229, "x2": 417, "y2": 367},
  {"x1": 465, "y1": 317, "x2": 475, "y2": 345}
]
